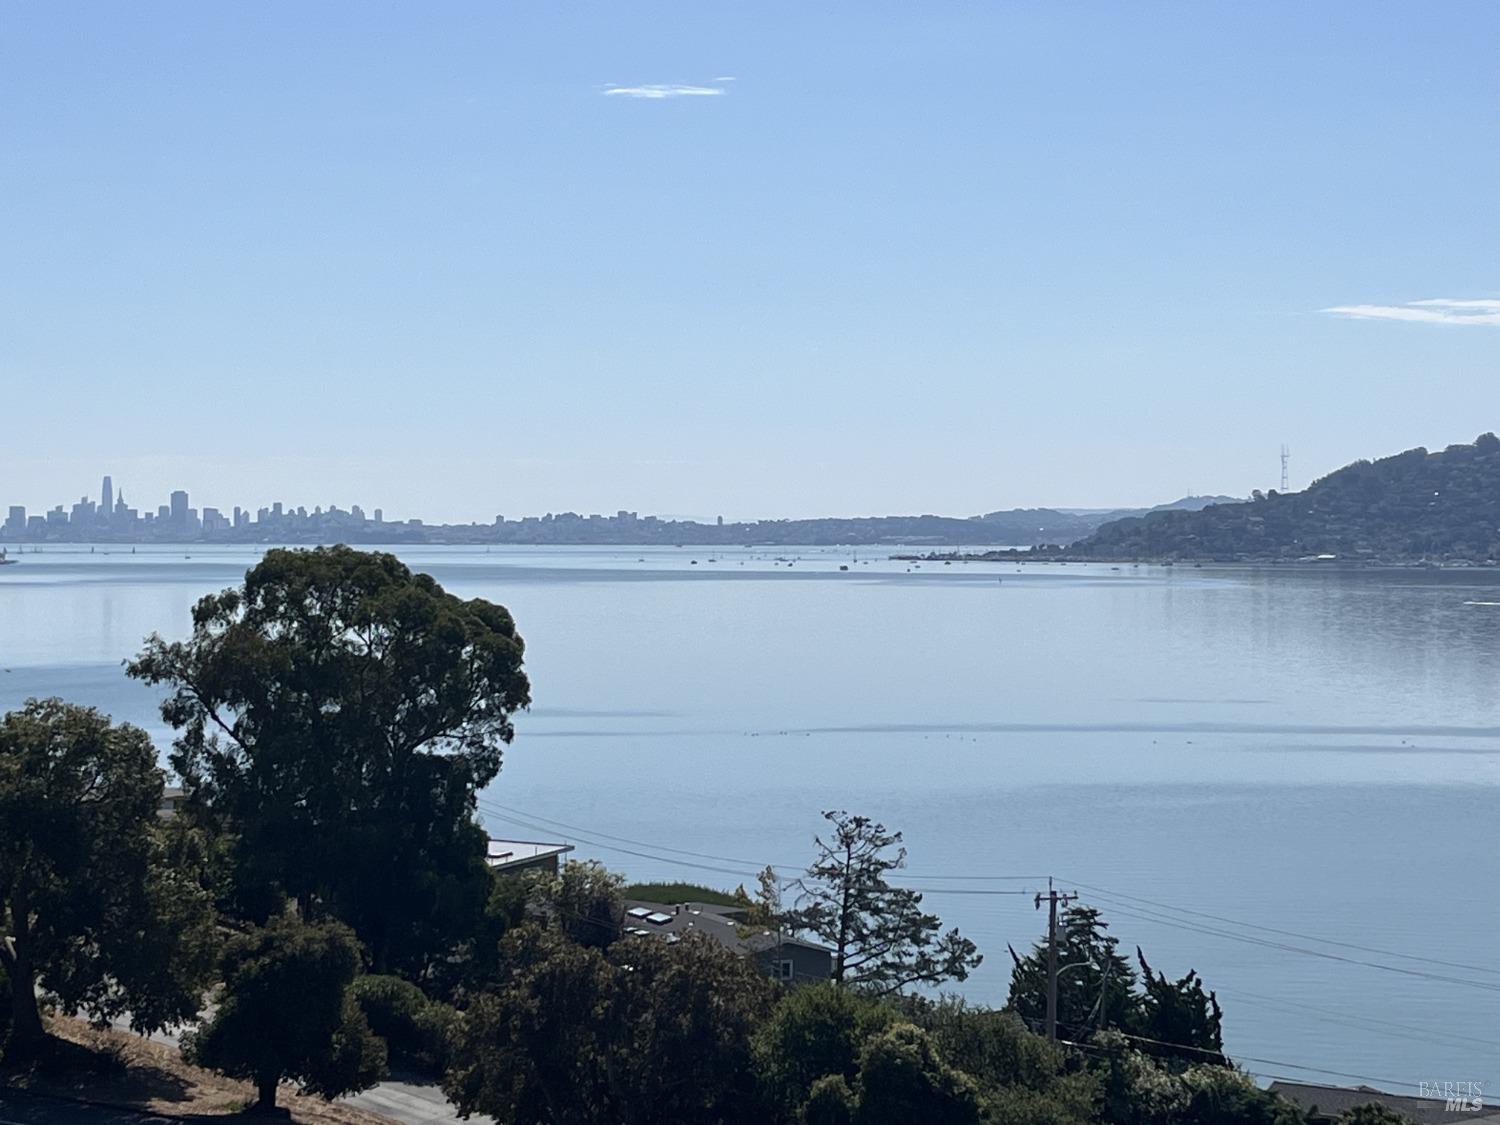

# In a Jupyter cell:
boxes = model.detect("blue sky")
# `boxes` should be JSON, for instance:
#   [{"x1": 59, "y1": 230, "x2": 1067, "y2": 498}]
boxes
[{"x1": 3, "y1": 3, "x2": 1497, "y2": 521}]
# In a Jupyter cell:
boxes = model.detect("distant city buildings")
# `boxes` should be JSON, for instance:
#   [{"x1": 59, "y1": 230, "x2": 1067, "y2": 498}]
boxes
[
  {"x1": 0, "y1": 476, "x2": 408, "y2": 545},
  {"x1": 0, "y1": 474, "x2": 1053, "y2": 548}
]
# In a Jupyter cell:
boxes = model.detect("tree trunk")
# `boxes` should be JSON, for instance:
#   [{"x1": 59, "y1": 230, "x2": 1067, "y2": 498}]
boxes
[
  {"x1": 3, "y1": 889, "x2": 46, "y2": 1051},
  {"x1": 5, "y1": 947, "x2": 45, "y2": 1048},
  {"x1": 255, "y1": 1073, "x2": 279, "y2": 1112}
]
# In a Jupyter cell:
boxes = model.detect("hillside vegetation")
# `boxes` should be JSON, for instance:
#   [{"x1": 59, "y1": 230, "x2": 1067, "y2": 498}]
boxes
[{"x1": 1072, "y1": 434, "x2": 1500, "y2": 562}]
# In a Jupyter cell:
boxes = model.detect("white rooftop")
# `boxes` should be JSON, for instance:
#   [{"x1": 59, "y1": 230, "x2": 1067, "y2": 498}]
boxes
[{"x1": 485, "y1": 838, "x2": 574, "y2": 869}]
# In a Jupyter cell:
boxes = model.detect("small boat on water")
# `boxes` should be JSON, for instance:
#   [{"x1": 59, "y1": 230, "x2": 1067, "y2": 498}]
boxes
[{"x1": 0, "y1": 549, "x2": 16, "y2": 566}]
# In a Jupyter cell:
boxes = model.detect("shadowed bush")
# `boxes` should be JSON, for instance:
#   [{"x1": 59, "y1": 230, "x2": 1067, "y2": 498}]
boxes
[{"x1": 349, "y1": 974, "x2": 455, "y2": 1076}]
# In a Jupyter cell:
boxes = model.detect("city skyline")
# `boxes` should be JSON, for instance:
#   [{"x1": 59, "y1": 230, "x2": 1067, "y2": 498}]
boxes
[
  {"x1": 5, "y1": 5, "x2": 1497, "y2": 520},
  {"x1": 0, "y1": 464, "x2": 1244, "y2": 548},
  {"x1": 3, "y1": 473, "x2": 396, "y2": 541}
]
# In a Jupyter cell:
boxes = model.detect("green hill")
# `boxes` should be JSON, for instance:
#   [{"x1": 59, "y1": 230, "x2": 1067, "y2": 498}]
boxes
[{"x1": 1071, "y1": 434, "x2": 1500, "y2": 562}]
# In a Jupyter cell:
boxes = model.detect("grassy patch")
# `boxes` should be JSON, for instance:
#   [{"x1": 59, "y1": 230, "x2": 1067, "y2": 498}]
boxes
[{"x1": 623, "y1": 882, "x2": 744, "y2": 908}]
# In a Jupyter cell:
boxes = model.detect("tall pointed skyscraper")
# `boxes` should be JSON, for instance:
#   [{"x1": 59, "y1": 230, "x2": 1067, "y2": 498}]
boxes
[{"x1": 101, "y1": 476, "x2": 113, "y2": 515}]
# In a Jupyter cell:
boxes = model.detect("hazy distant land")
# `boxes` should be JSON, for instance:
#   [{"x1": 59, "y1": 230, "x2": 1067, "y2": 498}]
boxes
[
  {"x1": 1, "y1": 494, "x2": 1236, "y2": 549},
  {"x1": 920, "y1": 435, "x2": 1500, "y2": 565}
]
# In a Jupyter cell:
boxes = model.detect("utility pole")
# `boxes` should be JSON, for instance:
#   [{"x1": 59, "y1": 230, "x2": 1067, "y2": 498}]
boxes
[{"x1": 1035, "y1": 878, "x2": 1078, "y2": 1040}]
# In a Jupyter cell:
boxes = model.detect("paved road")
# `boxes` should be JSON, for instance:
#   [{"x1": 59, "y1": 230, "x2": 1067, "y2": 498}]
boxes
[
  {"x1": 345, "y1": 1078, "x2": 493, "y2": 1125},
  {"x1": 109, "y1": 1021, "x2": 489, "y2": 1125},
  {"x1": 0, "y1": 1089, "x2": 186, "y2": 1124}
]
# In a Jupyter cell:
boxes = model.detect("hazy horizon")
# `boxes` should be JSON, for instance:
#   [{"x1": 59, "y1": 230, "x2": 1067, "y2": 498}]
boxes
[{"x1": 4, "y1": 4, "x2": 1496, "y2": 522}]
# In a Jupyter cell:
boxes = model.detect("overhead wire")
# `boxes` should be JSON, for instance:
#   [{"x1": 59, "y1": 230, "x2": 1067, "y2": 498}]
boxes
[
  {"x1": 1066, "y1": 878, "x2": 1500, "y2": 977},
  {"x1": 475, "y1": 804, "x2": 1497, "y2": 1061},
  {"x1": 1073, "y1": 894, "x2": 1500, "y2": 993}
]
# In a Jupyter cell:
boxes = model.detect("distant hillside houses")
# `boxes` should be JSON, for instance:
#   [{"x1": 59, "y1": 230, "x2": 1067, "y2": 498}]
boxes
[{"x1": 1071, "y1": 434, "x2": 1500, "y2": 563}]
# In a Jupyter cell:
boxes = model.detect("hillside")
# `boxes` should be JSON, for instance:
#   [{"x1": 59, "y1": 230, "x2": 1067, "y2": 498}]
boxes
[
  {"x1": 1071, "y1": 434, "x2": 1500, "y2": 562},
  {"x1": 973, "y1": 496, "x2": 1241, "y2": 545}
]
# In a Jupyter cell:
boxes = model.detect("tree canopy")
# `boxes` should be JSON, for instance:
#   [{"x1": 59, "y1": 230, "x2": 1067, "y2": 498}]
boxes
[
  {"x1": 185, "y1": 915, "x2": 385, "y2": 1111},
  {"x1": 128, "y1": 545, "x2": 531, "y2": 974},
  {"x1": 0, "y1": 699, "x2": 214, "y2": 1053},
  {"x1": 784, "y1": 811, "x2": 980, "y2": 995},
  {"x1": 444, "y1": 924, "x2": 777, "y2": 1125},
  {"x1": 1008, "y1": 905, "x2": 1224, "y2": 1065}
]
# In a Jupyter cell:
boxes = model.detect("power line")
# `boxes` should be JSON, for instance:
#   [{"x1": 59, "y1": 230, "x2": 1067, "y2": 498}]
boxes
[
  {"x1": 1081, "y1": 896, "x2": 1500, "y2": 993},
  {"x1": 478, "y1": 799, "x2": 1047, "y2": 883},
  {"x1": 478, "y1": 803, "x2": 766, "y2": 880},
  {"x1": 475, "y1": 815, "x2": 1492, "y2": 1071},
  {"x1": 478, "y1": 799, "x2": 791, "y2": 870},
  {"x1": 1067, "y1": 879, "x2": 1500, "y2": 977},
  {"x1": 1107, "y1": 1030, "x2": 1427, "y2": 1092},
  {"x1": 1057, "y1": 1036, "x2": 1424, "y2": 1094},
  {"x1": 1215, "y1": 987, "x2": 1500, "y2": 1054}
]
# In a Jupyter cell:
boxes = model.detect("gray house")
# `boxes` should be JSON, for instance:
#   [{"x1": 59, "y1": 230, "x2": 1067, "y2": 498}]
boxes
[
  {"x1": 1267, "y1": 1082, "x2": 1499, "y2": 1125},
  {"x1": 622, "y1": 899, "x2": 832, "y2": 984}
]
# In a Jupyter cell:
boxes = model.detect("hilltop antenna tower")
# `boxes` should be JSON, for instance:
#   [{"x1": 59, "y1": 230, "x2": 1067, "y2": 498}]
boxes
[{"x1": 1280, "y1": 444, "x2": 1290, "y2": 493}]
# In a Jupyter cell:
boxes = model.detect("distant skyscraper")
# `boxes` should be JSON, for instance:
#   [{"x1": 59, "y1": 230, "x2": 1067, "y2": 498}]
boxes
[
  {"x1": 170, "y1": 490, "x2": 189, "y2": 527},
  {"x1": 101, "y1": 476, "x2": 113, "y2": 515}
]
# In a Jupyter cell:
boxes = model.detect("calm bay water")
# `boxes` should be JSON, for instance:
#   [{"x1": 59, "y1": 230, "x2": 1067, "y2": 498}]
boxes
[{"x1": 1, "y1": 544, "x2": 1496, "y2": 1092}]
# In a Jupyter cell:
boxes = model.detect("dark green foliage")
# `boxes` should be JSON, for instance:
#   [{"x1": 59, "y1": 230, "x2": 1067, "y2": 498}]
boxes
[
  {"x1": 1092, "y1": 1031, "x2": 1306, "y2": 1125},
  {"x1": 803, "y1": 1074, "x2": 856, "y2": 1125},
  {"x1": 530, "y1": 860, "x2": 624, "y2": 949},
  {"x1": 1008, "y1": 908, "x2": 1225, "y2": 1067},
  {"x1": 444, "y1": 924, "x2": 777, "y2": 1125},
  {"x1": 785, "y1": 811, "x2": 980, "y2": 994},
  {"x1": 349, "y1": 974, "x2": 455, "y2": 1076},
  {"x1": 1074, "y1": 434, "x2": 1500, "y2": 562},
  {"x1": 444, "y1": 926, "x2": 614, "y2": 1125},
  {"x1": 128, "y1": 546, "x2": 530, "y2": 977},
  {"x1": 430, "y1": 868, "x2": 531, "y2": 997},
  {"x1": 851, "y1": 1023, "x2": 982, "y2": 1125},
  {"x1": 753, "y1": 983, "x2": 892, "y2": 1118},
  {"x1": 1008, "y1": 905, "x2": 1137, "y2": 1042},
  {"x1": 1135, "y1": 951, "x2": 1224, "y2": 1066},
  {"x1": 0, "y1": 700, "x2": 215, "y2": 1054},
  {"x1": 185, "y1": 915, "x2": 385, "y2": 1110},
  {"x1": 900, "y1": 996, "x2": 1098, "y2": 1125},
  {"x1": 607, "y1": 931, "x2": 779, "y2": 1123}
]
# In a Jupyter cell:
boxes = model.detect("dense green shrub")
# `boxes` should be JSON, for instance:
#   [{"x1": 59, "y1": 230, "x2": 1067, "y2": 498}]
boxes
[
  {"x1": 349, "y1": 974, "x2": 455, "y2": 1076},
  {"x1": 753, "y1": 982, "x2": 893, "y2": 1117}
]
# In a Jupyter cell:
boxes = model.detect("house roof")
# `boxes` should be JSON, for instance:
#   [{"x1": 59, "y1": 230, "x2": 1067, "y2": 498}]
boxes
[
  {"x1": 621, "y1": 899, "x2": 830, "y2": 959},
  {"x1": 485, "y1": 838, "x2": 574, "y2": 870},
  {"x1": 1267, "y1": 1082, "x2": 1500, "y2": 1124}
]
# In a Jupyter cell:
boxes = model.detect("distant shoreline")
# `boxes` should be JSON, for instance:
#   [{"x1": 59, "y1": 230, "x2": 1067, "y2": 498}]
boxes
[{"x1": 889, "y1": 550, "x2": 1500, "y2": 569}]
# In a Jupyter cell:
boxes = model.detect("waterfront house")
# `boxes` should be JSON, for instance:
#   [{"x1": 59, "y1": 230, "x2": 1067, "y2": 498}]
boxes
[
  {"x1": 485, "y1": 837, "x2": 574, "y2": 876},
  {"x1": 622, "y1": 898, "x2": 832, "y2": 984}
]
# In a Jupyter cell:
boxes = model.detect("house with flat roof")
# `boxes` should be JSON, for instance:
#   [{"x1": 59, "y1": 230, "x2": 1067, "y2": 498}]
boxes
[
  {"x1": 485, "y1": 838, "x2": 574, "y2": 876},
  {"x1": 621, "y1": 898, "x2": 832, "y2": 984}
]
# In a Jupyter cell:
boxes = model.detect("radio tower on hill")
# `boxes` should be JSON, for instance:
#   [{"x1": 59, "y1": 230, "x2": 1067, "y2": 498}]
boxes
[{"x1": 1280, "y1": 444, "x2": 1290, "y2": 492}]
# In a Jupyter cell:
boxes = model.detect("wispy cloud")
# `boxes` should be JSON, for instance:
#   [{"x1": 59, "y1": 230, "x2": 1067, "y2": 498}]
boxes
[
  {"x1": 1322, "y1": 297, "x2": 1500, "y2": 326},
  {"x1": 602, "y1": 80, "x2": 730, "y2": 100}
]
